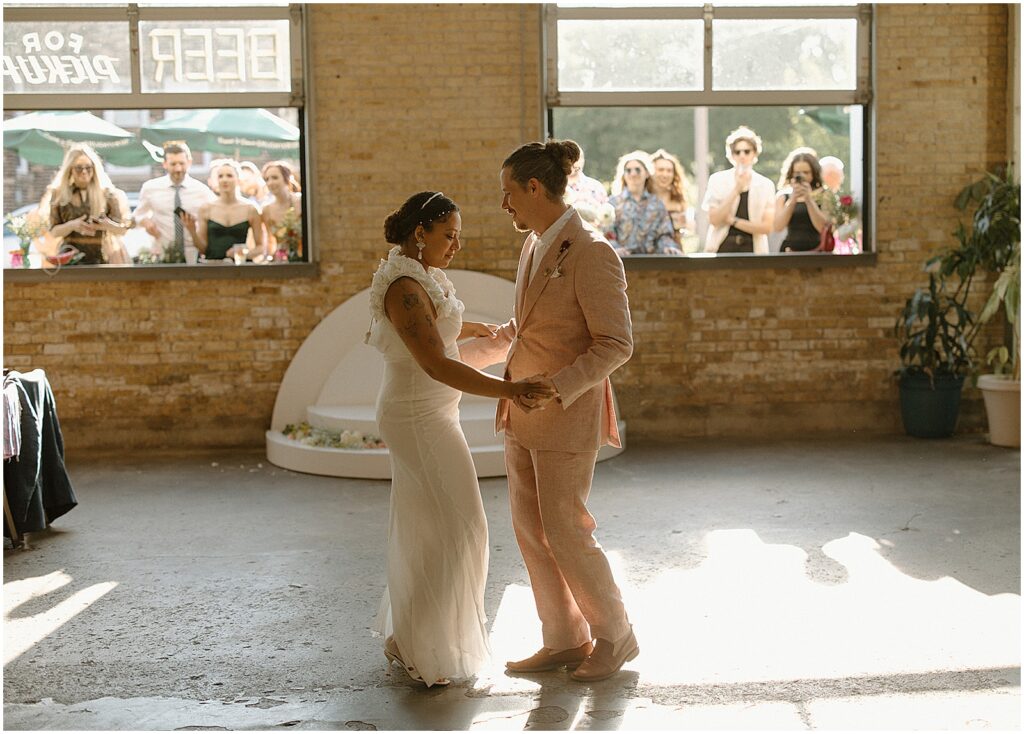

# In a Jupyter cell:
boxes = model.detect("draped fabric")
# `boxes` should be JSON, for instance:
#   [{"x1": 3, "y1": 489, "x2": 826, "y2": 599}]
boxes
[{"x1": 3, "y1": 370, "x2": 77, "y2": 539}]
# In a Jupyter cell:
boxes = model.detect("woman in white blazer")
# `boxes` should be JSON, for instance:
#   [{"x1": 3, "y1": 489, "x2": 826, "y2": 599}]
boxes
[{"x1": 701, "y1": 126, "x2": 776, "y2": 254}]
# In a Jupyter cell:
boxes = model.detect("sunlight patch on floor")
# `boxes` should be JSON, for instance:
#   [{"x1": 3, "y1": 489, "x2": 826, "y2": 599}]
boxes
[
  {"x1": 475, "y1": 530, "x2": 1019, "y2": 694},
  {"x1": 4, "y1": 570, "x2": 118, "y2": 665}
]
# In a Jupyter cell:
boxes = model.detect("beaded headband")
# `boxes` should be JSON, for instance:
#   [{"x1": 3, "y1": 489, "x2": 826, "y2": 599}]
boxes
[
  {"x1": 421, "y1": 191, "x2": 444, "y2": 209},
  {"x1": 418, "y1": 191, "x2": 456, "y2": 226}
]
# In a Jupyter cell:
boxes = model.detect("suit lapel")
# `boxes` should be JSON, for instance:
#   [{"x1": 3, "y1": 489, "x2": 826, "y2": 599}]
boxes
[
  {"x1": 520, "y1": 212, "x2": 582, "y2": 327},
  {"x1": 514, "y1": 233, "x2": 535, "y2": 323}
]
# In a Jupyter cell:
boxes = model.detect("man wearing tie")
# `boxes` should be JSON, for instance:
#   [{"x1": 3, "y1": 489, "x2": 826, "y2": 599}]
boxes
[{"x1": 133, "y1": 142, "x2": 215, "y2": 261}]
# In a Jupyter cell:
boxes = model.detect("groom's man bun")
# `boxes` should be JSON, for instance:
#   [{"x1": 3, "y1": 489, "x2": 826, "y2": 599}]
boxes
[
  {"x1": 502, "y1": 139, "x2": 582, "y2": 201},
  {"x1": 384, "y1": 191, "x2": 459, "y2": 245}
]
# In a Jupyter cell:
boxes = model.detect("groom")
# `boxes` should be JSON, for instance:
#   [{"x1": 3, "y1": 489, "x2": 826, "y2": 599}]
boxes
[{"x1": 465, "y1": 139, "x2": 637, "y2": 682}]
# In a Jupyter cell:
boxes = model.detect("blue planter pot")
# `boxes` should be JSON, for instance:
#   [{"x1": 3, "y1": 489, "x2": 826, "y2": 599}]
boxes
[{"x1": 899, "y1": 373, "x2": 965, "y2": 438}]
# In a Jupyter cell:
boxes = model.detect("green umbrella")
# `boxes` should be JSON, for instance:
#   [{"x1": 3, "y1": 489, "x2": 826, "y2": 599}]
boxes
[
  {"x1": 140, "y1": 108, "x2": 299, "y2": 158},
  {"x1": 3, "y1": 111, "x2": 156, "y2": 167}
]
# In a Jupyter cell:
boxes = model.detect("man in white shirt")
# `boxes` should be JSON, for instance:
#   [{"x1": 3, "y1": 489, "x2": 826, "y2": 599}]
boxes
[{"x1": 133, "y1": 142, "x2": 216, "y2": 258}]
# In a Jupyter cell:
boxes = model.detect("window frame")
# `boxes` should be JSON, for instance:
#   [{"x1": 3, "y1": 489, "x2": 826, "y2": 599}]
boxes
[
  {"x1": 544, "y1": 3, "x2": 876, "y2": 271},
  {"x1": 3, "y1": 2, "x2": 316, "y2": 282}
]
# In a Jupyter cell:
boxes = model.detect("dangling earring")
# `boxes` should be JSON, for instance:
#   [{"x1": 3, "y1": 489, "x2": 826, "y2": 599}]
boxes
[{"x1": 416, "y1": 240, "x2": 426, "y2": 260}]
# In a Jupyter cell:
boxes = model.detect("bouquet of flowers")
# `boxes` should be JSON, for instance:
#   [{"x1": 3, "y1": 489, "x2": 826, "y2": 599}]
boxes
[
  {"x1": 274, "y1": 207, "x2": 303, "y2": 263},
  {"x1": 4, "y1": 209, "x2": 47, "y2": 268},
  {"x1": 282, "y1": 421, "x2": 386, "y2": 449},
  {"x1": 820, "y1": 190, "x2": 861, "y2": 254}
]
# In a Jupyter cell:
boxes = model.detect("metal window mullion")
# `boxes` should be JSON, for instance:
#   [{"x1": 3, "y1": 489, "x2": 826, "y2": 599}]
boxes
[
  {"x1": 703, "y1": 4, "x2": 713, "y2": 93},
  {"x1": 555, "y1": 7, "x2": 704, "y2": 21},
  {"x1": 856, "y1": 3, "x2": 873, "y2": 104},
  {"x1": 288, "y1": 3, "x2": 304, "y2": 106},
  {"x1": 3, "y1": 92, "x2": 295, "y2": 111},
  {"x1": 554, "y1": 90, "x2": 860, "y2": 107},
  {"x1": 3, "y1": 6, "x2": 128, "y2": 21},
  {"x1": 135, "y1": 6, "x2": 291, "y2": 22},
  {"x1": 709, "y1": 6, "x2": 861, "y2": 20},
  {"x1": 128, "y1": 4, "x2": 142, "y2": 96},
  {"x1": 544, "y1": 3, "x2": 560, "y2": 106}
]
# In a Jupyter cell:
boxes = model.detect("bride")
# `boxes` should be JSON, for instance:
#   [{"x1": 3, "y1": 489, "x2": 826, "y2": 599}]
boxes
[{"x1": 365, "y1": 191, "x2": 552, "y2": 686}]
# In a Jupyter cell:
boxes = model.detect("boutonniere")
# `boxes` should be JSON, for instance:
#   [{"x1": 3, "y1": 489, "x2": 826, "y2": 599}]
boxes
[{"x1": 546, "y1": 239, "x2": 573, "y2": 279}]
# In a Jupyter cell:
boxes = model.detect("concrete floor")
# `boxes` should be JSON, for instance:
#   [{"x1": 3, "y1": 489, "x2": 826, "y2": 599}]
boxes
[{"x1": 2, "y1": 437, "x2": 1020, "y2": 731}]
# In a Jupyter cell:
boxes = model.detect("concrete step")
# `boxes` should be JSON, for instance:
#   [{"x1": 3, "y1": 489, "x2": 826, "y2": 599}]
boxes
[
  {"x1": 265, "y1": 430, "x2": 508, "y2": 480},
  {"x1": 266, "y1": 420, "x2": 626, "y2": 481},
  {"x1": 306, "y1": 400, "x2": 500, "y2": 445}
]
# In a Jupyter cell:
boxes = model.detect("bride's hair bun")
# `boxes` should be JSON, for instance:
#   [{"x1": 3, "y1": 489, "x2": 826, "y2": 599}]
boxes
[{"x1": 384, "y1": 191, "x2": 459, "y2": 245}]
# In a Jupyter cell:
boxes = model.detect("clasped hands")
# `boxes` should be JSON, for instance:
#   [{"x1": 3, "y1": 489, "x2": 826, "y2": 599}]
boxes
[{"x1": 513, "y1": 374, "x2": 558, "y2": 413}]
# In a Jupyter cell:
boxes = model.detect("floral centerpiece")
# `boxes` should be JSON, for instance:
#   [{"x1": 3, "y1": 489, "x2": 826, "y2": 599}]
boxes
[
  {"x1": 4, "y1": 210, "x2": 47, "y2": 268},
  {"x1": 274, "y1": 208, "x2": 303, "y2": 263},
  {"x1": 282, "y1": 421, "x2": 386, "y2": 449}
]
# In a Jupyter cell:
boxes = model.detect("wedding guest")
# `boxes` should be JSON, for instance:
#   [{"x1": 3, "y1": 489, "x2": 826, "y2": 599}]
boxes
[
  {"x1": 608, "y1": 150, "x2": 681, "y2": 256},
  {"x1": 260, "y1": 161, "x2": 303, "y2": 255},
  {"x1": 566, "y1": 149, "x2": 608, "y2": 207},
  {"x1": 819, "y1": 156, "x2": 845, "y2": 192},
  {"x1": 184, "y1": 159, "x2": 264, "y2": 261},
  {"x1": 651, "y1": 148, "x2": 693, "y2": 243},
  {"x1": 774, "y1": 148, "x2": 832, "y2": 253},
  {"x1": 239, "y1": 161, "x2": 267, "y2": 202},
  {"x1": 45, "y1": 145, "x2": 130, "y2": 265},
  {"x1": 134, "y1": 142, "x2": 216, "y2": 259},
  {"x1": 702, "y1": 126, "x2": 775, "y2": 254},
  {"x1": 565, "y1": 148, "x2": 612, "y2": 231}
]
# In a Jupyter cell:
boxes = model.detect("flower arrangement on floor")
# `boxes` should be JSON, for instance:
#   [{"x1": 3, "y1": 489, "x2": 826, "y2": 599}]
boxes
[
  {"x1": 282, "y1": 422, "x2": 386, "y2": 449},
  {"x1": 4, "y1": 210, "x2": 47, "y2": 268},
  {"x1": 274, "y1": 207, "x2": 303, "y2": 262}
]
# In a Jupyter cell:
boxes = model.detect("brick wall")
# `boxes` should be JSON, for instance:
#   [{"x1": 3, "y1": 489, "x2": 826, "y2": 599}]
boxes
[{"x1": 1, "y1": 4, "x2": 1010, "y2": 453}]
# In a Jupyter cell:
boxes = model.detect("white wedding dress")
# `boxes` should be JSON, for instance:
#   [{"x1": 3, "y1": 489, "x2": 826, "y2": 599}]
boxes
[{"x1": 365, "y1": 246, "x2": 491, "y2": 684}]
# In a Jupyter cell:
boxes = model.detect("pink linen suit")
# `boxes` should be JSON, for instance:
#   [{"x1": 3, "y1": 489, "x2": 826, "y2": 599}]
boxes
[{"x1": 462, "y1": 209, "x2": 634, "y2": 649}]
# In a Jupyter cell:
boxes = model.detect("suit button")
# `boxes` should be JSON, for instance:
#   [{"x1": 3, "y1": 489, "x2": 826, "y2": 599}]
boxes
[{"x1": 516, "y1": 335, "x2": 523, "y2": 341}]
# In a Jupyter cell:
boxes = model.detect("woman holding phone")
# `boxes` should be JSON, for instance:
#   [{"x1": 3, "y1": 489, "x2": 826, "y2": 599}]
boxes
[
  {"x1": 701, "y1": 126, "x2": 776, "y2": 254},
  {"x1": 774, "y1": 148, "x2": 831, "y2": 253},
  {"x1": 46, "y1": 145, "x2": 130, "y2": 264}
]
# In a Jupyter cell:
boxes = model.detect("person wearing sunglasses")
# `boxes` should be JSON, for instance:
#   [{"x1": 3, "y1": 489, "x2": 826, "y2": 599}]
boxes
[
  {"x1": 45, "y1": 144, "x2": 131, "y2": 265},
  {"x1": 702, "y1": 126, "x2": 776, "y2": 255},
  {"x1": 607, "y1": 150, "x2": 681, "y2": 256}
]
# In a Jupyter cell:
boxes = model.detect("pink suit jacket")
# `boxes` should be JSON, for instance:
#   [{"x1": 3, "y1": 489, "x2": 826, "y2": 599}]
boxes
[{"x1": 461, "y1": 210, "x2": 633, "y2": 453}]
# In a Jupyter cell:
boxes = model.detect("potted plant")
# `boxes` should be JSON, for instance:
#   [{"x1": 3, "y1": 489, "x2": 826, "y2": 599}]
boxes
[
  {"x1": 942, "y1": 166, "x2": 1020, "y2": 446},
  {"x1": 895, "y1": 271, "x2": 976, "y2": 438}
]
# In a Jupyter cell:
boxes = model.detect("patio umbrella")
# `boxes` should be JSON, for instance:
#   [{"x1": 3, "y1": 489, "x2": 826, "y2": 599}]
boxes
[
  {"x1": 3, "y1": 111, "x2": 156, "y2": 167},
  {"x1": 140, "y1": 108, "x2": 300, "y2": 158}
]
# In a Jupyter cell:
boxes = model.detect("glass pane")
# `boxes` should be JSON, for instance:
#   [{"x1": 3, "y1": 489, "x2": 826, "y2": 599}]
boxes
[
  {"x1": 2, "y1": 21, "x2": 132, "y2": 94},
  {"x1": 713, "y1": 18, "x2": 857, "y2": 90},
  {"x1": 139, "y1": 19, "x2": 290, "y2": 94},
  {"x1": 3, "y1": 106, "x2": 307, "y2": 269},
  {"x1": 551, "y1": 104, "x2": 866, "y2": 258},
  {"x1": 558, "y1": 19, "x2": 703, "y2": 91}
]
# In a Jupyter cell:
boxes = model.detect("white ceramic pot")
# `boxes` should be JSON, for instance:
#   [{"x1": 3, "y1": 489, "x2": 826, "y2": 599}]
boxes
[{"x1": 977, "y1": 374, "x2": 1021, "y2": 447}]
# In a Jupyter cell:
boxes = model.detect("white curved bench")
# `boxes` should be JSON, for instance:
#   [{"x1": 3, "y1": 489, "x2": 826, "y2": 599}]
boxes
[{"x1": 265, "y1": 269, "x2": 626, "y2": 479}]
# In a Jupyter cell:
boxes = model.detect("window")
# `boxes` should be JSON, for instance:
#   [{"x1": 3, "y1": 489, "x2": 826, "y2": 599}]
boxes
[
  {"x1": 545, "y1": 3, "x2": 872, "y2": 266},
  {"x1": 2, "y1": 4, "x2": 309, "y2": 275}
]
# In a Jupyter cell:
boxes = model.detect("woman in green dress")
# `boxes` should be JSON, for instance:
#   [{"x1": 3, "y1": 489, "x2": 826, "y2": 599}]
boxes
[{"x1": 184, "y1": 159, "x2": 264, "y2": 262}]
